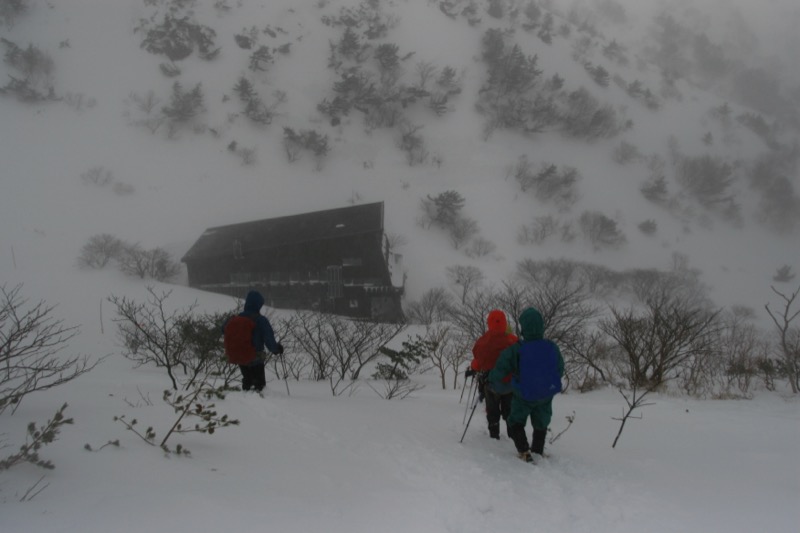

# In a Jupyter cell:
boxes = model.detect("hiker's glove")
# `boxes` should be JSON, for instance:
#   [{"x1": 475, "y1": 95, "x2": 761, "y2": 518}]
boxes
[
  {"x1": 274, "y1": 343, "x2": 284, "y2": 356},
  {"x1": 465, "y1": 368, "x2": 476, "y2": 378}
]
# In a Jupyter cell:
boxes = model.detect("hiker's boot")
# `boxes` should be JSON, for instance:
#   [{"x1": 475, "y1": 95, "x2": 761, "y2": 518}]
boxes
[
  {"x1": 508, "y1": 424, "x2": 529, "y2": 454},
  {"x1": 488, "y1": 422, "x2": 500, "y2": 440},
  {"x1": 518, "y1": 450, "x2": 534, "y2": 463},
  {"x1": 531, "y1": 428, "x2": 547, "y2": 456}
]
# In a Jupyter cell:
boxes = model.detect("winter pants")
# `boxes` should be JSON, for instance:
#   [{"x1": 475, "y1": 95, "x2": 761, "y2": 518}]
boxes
[
  {"x1": 239, "y1": 362, "x2": 266, "y2": 392},
  {"x1": 485, "y1": 389, "x2": 512, "y2": 439},
  {"x1": 507, "y1": 395, "x2": 553, "y2": 454}
]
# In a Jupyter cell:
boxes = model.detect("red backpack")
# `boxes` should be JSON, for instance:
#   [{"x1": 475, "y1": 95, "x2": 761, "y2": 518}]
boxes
[{"x1": 223, "y1": 315, "x2": 257, "y2": 365}]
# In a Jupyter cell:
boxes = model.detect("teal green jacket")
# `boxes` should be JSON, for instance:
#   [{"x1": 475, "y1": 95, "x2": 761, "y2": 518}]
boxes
[{"x1": 488, "y1": 307, "x2": 564, "y2": 394}]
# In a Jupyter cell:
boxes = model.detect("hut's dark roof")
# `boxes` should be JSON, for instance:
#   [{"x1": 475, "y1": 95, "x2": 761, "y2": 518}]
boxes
[{"x1": 182, "y1": 202, "x2": 384, "y2": 261}]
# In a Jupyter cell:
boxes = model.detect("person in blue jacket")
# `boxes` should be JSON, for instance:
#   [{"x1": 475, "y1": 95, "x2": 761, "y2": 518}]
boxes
[{"x1": 225, "y1": 290, "x2": 284, "y2": 392}]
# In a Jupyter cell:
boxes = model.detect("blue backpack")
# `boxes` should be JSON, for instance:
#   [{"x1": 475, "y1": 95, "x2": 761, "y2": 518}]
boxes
[{"x1": 513, "y1": 340, "x2": 562, "y2": 402}]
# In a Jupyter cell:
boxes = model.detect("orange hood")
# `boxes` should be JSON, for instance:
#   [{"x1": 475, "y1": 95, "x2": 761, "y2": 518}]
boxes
[{"x1": 486, "y1": 309, "x2": 508, "y2": 333}]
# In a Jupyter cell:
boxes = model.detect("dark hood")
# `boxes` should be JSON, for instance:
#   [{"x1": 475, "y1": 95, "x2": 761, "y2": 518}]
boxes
[
  {"x1": 243, "y1": 290, "x2": 264, "y2": 314},
  {"x1": 519, "y1": 307, "x2": 544, "y2": 340}
]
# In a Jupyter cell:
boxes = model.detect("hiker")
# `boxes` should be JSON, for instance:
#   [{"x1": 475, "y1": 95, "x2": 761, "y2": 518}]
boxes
[
  {"x1": 224, "y1": 290, "x2": 284, "y2": 392},
  {"x1": 488, "y1": 307, "x2": 564, "y2": 462},
  {"x1": 465, "y1": 309, "x2": 518, "y2": 439}
]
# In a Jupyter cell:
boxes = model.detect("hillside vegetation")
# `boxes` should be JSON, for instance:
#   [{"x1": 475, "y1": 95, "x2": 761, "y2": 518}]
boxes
[{"x1": 1, "y1": 0, "x2": 798, "y2": 398}]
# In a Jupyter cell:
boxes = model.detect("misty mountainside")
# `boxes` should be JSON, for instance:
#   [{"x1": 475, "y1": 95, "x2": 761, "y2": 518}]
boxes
[{"x1": 1, "y1": 0, "x2": 799, "y2": 324}]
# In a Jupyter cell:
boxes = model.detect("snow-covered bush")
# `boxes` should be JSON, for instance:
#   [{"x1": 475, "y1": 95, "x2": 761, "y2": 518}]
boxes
[
  {"x1": 514, "y1": 157, "x2": 581, "y2": 211},
  {"x1": 578, "y1": 211, "x2": 626, "y2": 250},
  {"x1": 0, "y1": 39, "x2": 55, "y2": 102},
  {"x1": 137, "y1": 13, "x2": 218, "y2": 62},
  {"x1": 282, "y1": 127, "x2": 330, "y2": 170}
]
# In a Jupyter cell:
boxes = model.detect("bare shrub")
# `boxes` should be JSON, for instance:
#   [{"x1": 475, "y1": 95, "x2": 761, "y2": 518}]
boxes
[
  {"x1": 109, "y1": 287, "x2": 198, "y2": 391},
  {"x1": 560, "y1": 87, "x2": 621, "y2": 139},
  {"x1": 420, "y1": 323, "x2": 471, "y2": 390},
  {"x1": 600, "y1": 288, "x2": 721, "y2": 389},
  {"x1": 446, "y1": 286, "x2": 504, "y2": 343},
  {"x1": 284, "y1": 311, "x2": 332, "y2": 381},
  {"x1": 404, "y1": 287, "x2": 453, "y2": 326},
  {"x1": 80, "y1": 166, "x2": 113, "y2": 187},
  {"x1": 611, "y1": 381, "x2": 655, "y2": 449},
  {"x1": 536, "y1": 165, "x2": 580, "y2": 210},
  {"x1": 579, "y1": 211, "x2": 626, "y2": 250},
  {"x1": 176, "y1": 311, "x2": 239, "y2": 391},
  {"x1": 445, "y1": 265, "x2": 485, "y2": 305},
  {"x1": 711, "y1": 309, "x2": 763, "y2": 397},
  {"x1": 78, "y1": 234, "x2": 123, "y2": 269},
  {"x1": 675, "y1": 154, "x2": 735, "y2": 207},
  {"x1": 515, "y1": 157, "x2": 581, "y2": 210},
  {"x1": 284, "y1": 311, "x2": 405, "y2": 396},
  {"x1": 448, "y1": 217, "x2": 479, "y2": 250},
  {"x1": 117, "y1": 244, "x2": 181, "y2": 281},
  {"x1": 465, "y1": 236, "x2": 495, "y2": 258},
  {"x1": 563, "y1": 329, "x2": 615, "y2": 391},
  {"x1": 515, "y1": 258, "x2": 599, "y2": 351},
  {"x1": 764, "y1": 285, "x2": 800, "y2": 393},
  {"x1": 493, "y1": 281, "x2": 534, "y2": 336},
  {"x1": 0, "y1": 285, "x2": 97, "y2": 414},
  {"x1": 323, "y1": 315, "x2": 406, "y2": 381},
  {"x1": 383, "y1": 232, "x2": 407, "y2": 262},
  {"x1": 62, "y1": 92, "x2": 96, "y2": 111},
  {"x1": 124, "y1": 90, "x2": 164, "y2": 134},
  {"x1": 398, "y1": 122, "x2": 429, "y2": 166},
  {"x1": 579, "y1": 263, "x2": 620, "y2": 295},
  {"x1": 517, "y1": 214, "x2": 570, "y2": 245}
]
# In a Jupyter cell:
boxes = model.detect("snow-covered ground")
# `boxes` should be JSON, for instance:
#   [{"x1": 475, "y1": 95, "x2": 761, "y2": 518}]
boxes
[{"x1": 2, "y1": 326, "x2": 798, "y2": 533}]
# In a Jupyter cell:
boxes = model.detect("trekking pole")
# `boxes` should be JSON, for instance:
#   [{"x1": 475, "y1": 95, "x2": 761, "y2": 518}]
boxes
[
  {"x1": 459, "y1": 391, "x2": 481, "y2": 443},
  {"x1": 459, "y1": 371, "x2": 472, "y2": 404},
  {"x1": 279, "y1": 354, "x2": 291, "y2": 396},
  {"x1": 462, "y1": 376, "x2": 477, "y2": 424},
  {"x1": 271, "y1": 352, "x2": 291, "y2": 396}
]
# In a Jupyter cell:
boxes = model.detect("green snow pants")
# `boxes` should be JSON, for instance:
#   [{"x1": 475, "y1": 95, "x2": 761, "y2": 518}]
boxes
[{"x1": 507, "y1": 395, "x2": 553, "y2": 430}]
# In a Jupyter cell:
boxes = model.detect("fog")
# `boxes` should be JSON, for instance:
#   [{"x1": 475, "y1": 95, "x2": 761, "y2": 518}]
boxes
[{"x1": 0, "y1": 2, "x2": 798, "y2": 532}]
